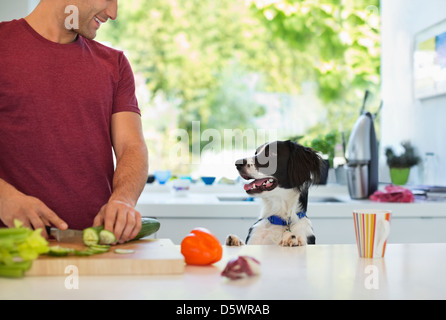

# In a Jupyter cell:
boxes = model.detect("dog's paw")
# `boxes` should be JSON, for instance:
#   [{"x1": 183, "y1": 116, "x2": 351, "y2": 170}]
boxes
[
  {"x1": 225, "y1": 234, "x2": 244, "y2": 246},
  {"x1": 279, "y1": 232, "x2": 305, "y2": 247}
]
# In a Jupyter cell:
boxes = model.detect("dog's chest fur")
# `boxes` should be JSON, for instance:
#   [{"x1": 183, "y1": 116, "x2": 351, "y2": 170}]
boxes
[
  {"x1": 245, "y1": 188, "x2": 315, "y2": 246},
  {"x1": 259, "y1": 188, "x2": 302, "y2": 220}
]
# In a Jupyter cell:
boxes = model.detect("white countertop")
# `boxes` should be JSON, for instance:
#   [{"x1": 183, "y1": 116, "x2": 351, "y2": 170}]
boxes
[
  {"x1": 136, "y1": 183, "x2": 446, "y2": 219},
  {"x1": 2, "y1": 243, "x2": 446, "y2": 300}
]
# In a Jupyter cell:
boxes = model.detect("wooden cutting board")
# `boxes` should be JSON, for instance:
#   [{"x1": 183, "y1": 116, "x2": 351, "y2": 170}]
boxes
[{"x1": 27, "y1": 239, "x2": 185, "y2": 276}]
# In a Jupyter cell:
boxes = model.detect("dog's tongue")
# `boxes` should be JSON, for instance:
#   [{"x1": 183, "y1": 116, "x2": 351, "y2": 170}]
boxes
[{"x1": 243, "y1": 178, "x2": 270, "y2": 191}]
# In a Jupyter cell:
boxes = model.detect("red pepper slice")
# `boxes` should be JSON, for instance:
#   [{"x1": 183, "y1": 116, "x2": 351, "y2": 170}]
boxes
[{"x1": 180, "y1": 228, "x2": 223, "y2": 265}]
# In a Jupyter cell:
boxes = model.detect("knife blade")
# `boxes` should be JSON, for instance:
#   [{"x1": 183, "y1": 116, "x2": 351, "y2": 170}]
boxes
[{"x1": 49, "y1": 228, "x2": 84, "y2": 242}]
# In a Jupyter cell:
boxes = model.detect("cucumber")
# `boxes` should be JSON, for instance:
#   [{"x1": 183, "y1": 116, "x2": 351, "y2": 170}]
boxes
[
  {"x1": 114, "y1": 249, "x2": 135, "y2": 254},
  {"x1": 48, "y1": 246, "x2": 74, "y2": 257},
  {"x1": 82, "y1": 226, "x2": 102, "y2": 246},
  {"x1": 44, "y1": 218, "x2": 160, "y2": 259},
  {"x1": 134, "y1": 217, "x2": 160, "y2": 240},
  {"x1": 47, "y1": 245, "x2": 108, "y2": 257},
  {"x1": 82, "y1": 217, "x2": 160, "y2": 246},
  {"x1": 99, "y1": 229, "x2": 116, "y2": 245},
  {"x1": 73, "y1": 249, "x2": 96, "y2": 256},
  {"x1": 88, "y1": 244, "x2": 111, "y2": 253}
]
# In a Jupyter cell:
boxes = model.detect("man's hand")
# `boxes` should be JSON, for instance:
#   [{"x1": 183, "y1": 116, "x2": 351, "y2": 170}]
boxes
[
  {"x1": 0, "y1": 184, "x2": 68, "y2": 238},
  {"x1": 93, "y1": 199, "x2": 142, "y2": 243}
]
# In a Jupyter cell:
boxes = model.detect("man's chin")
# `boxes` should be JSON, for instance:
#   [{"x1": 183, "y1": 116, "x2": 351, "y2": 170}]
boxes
[{"x1": 74, "y1": 28, "x2": 98, "y2": 40}]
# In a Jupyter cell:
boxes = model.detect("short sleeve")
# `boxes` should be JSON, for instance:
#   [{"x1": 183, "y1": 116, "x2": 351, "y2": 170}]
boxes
[{"x1": 113, "y1": 53, "x2": 140, "y2": 115}]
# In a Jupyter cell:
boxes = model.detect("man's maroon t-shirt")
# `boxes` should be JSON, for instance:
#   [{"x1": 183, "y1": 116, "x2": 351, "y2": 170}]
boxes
[{"x1": 0, "y1": 19, "x2": 141, "y2": 229}]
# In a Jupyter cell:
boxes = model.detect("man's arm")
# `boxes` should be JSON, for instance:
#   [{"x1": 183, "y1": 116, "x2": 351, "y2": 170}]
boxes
[
  {"x1": 93, "y1": 111, "x2": 149, "y2": 243},
  {"x1": 0, "y1": 179, "x2": 68, "y2": 237}
]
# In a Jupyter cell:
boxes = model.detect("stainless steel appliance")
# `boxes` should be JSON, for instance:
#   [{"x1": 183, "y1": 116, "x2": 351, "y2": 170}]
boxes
[{"x1": 345, "y1": 111, "x2": 378, "y2": 199}]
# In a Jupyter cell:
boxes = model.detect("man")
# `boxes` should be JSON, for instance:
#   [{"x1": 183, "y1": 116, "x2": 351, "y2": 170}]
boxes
[{"x1": 0, "y1": 0, "x2": 149, "y2": 243}]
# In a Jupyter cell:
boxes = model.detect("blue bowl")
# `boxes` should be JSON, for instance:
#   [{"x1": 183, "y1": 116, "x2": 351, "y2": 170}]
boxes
[
  {"x1": 154, "y1": 170, "x2": 172, "y2": 185},
  {"x1": 201, "y1": 176, "x2": 216, "y2": 185}
]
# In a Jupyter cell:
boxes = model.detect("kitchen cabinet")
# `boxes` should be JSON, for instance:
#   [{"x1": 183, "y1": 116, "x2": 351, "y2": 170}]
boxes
[
  {"x1": 311, "y1": 217, "x2": 446, "y2": 244},
  {"x1": 153, "y1": 217, "x2": 254, "y2": 244},
  {"x1": 138, "y1": 184, "x2": 446, "y2": 245},
  {"x1": 152, "y1": 216, "x2": 446, "y2": 245}
]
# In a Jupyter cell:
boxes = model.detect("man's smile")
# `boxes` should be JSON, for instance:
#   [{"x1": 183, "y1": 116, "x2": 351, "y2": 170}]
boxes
[{"x1": 93, "y1": 16, "x2": 106, "y2": 28}]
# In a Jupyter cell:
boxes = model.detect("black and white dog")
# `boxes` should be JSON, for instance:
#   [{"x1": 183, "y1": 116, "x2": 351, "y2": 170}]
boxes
[{"x1": 226, "y1": 140, "x2": 323, "y2": 247}]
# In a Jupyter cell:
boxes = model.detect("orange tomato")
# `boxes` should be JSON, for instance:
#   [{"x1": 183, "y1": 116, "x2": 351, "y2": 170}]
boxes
[{"x1": 180, "y1": 228, "x2": 223, "y2": 265}]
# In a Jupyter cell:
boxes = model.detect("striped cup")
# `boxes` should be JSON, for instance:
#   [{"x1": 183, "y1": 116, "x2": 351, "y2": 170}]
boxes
[{"x1": 353, "y1": 209, "x2": 392, "y2": 258}]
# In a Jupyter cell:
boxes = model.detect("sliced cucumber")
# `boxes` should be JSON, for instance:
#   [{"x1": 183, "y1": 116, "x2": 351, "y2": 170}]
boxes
[
  {"x1": 88, "y1": 244, "x2": 111, "y2": 253},
  {"x1": 114, "y1": 248, "x2": 135, "y2": 254},
  {"x1": 99, "y1": 229, "x2": 116, "y2": 245},
  {"x1": 73, "y1": 249, "x2": 96, "y2": 256},
  {"x1": 89, "y1": 244, "x2": 110, "y2": 249},
  {"x1": 48, "y1": 246, "x2": 74, "y2": 257},
  {"x1": 46, "y1": 245, "x2": 109, "y2": 257},
  {"x1": 82, "y1": 227, "x2": 101, "y2": 246}
]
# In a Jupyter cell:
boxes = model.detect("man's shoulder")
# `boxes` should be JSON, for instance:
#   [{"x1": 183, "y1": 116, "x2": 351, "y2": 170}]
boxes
[
  {"x1": 0, "y1": 19, "x2": 20, "y2": 27},
  {"x1": 82, "y1": 37, "x2": 125, "y2": 60},
  {"x1": 0, "y1": 19, "x2": 28, "y2": 50},
  {"x1": 0, "y1": 19, "x2": 23, "y2": 34}
]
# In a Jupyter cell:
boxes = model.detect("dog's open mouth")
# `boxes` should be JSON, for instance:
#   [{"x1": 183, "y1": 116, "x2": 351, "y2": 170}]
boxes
[{"x1": 242, "y1": 177, "x2": 278, "y2": 194}]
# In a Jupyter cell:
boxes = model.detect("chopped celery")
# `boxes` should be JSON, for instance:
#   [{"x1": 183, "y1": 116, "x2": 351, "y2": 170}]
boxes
[
  {"x1": 0, "y1": 265, "x2": 26, "y2": 278},
  {"x1": 0, "y1": 260, "x2": 32, "y2": 277},
  {"x1": 0, "y1": 220, "x2": 49, "y2": 278}
]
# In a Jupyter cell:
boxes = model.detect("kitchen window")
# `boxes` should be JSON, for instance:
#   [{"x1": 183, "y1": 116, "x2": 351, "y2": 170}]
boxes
[{"x1": 97, "y1": 0, "x2": 381, "y2": 179}]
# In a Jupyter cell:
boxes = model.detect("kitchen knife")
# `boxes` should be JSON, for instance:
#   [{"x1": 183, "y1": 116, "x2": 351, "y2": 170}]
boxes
[{"x1": 49, "y1": 227, "x2": 83, "y2": 242}]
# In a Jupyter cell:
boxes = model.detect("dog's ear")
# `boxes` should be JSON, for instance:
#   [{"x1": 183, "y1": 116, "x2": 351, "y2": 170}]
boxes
[{"x1": 287, "y1": 140, "x2": 323, "y2": 189}]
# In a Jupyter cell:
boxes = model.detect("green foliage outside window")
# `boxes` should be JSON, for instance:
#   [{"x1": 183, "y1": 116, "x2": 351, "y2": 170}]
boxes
[{"x1": 97, "y1": 0, "x2": 380, "y2": 173}]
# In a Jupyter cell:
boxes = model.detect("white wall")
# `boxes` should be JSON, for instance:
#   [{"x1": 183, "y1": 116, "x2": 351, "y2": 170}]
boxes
[
  {"x1": 0, "y1": 0, "x2": 38, "y2": 22},
  {"x1": 380, "y1": 0, "x2": 446, "y2": 186}
]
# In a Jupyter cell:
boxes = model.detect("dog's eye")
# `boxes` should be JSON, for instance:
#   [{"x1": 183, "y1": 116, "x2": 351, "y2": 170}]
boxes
[
  {"x1": 255, "y1": 145, "x2": 269, "y2": 157},
  {"x1": 255, "y1": 152, "x2": 270, "y2": 167}
]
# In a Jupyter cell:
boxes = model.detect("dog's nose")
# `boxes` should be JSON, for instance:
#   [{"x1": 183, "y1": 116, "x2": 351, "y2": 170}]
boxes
[{"x1": 235, "y1": 158, "x2": 246, "y2": 171}]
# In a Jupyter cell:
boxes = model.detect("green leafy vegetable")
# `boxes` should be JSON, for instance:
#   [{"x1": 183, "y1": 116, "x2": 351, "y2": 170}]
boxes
[{"x1": 0, "y1": 220, "x2": 49, "y2": 278}]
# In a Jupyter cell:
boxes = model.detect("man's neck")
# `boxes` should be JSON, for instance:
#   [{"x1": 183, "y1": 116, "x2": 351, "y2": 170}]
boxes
[{"x1": 24, "y1": 2, "x2": 78, "y2": 44}]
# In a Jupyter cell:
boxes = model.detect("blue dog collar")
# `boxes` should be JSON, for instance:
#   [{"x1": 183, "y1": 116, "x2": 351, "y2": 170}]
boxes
[
  {"x1": 267, "y1": 212, "x2": 307, "y2": 226},
  {"x1": 296, "y1": 211, "x2": 307, "y2": 219}
]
